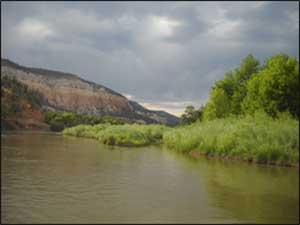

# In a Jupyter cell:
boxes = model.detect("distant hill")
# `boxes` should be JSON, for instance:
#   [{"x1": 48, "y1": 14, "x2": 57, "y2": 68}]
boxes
[{"x1": 1, "y1": 58, "x2": 180, "y2": 126}]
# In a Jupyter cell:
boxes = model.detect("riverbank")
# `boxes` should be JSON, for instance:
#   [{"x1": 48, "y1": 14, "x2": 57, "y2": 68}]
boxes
[
  {"x1": 63, "y1": 124, "x2": 170, "y2": 146},
  {"x1": 1, "y1": 118, "x2": 49, "y2": 131},
  {"x1": 63, "y1": 112, "x2": 299, "y2": 167}
]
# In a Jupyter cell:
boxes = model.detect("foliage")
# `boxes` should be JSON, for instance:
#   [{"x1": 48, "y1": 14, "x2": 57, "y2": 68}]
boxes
[
  {"x1": 203, "y1": 54, "x2": 260, "y2": 120},
  {"x1": 163, "y1": 111, "x2": 299, "y2": 166},
  {"x1": 44, "y1": 111, "x2": 125, "y2": 132},
  {"x1": 63, "y1": 124, "x2": 170, "y2": 147},
  {"x1": 202, "y1": 53, "x2": 299, "y2": 120},
  {"x1": 63, "y1": 124, "x2": 109, "y2": 138},
  {"x1": 0, "y1": 77, "x2": 125, "y2": 131},
  {"x1": 64, "y1": 112, "x2": 299, "y2": 166},
  {"x1": 203, "y1": 88, "x2": 232, "y2": 121},
  {"x1": 242, "y1": 54, "x2": 299, "y2": 118},
  {"x1": 49, "y1": 120, "x2": 65, "y2": 132},
  {"x1": 180, "y1": 105, "x2": 204, "y2": 125}
]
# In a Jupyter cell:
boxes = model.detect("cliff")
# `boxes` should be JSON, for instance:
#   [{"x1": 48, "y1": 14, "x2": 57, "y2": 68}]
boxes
[
  {"x1": 1, "y1": 58, "x2": 180, "y2": 126},
  {"x1": 1, "y1": 76, "x2": 49, "y2": 130}
]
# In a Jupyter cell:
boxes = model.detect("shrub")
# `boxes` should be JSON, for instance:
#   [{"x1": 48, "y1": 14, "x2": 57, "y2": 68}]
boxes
[
  {"x1": 44, "y1": 111, "x2": 125, "y2": 129},
  {"x1": 49, "y1": 120, "x2": 65, "y2": 132}
]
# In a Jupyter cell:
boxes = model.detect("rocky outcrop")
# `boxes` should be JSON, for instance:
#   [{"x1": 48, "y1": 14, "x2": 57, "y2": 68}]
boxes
[
  {"x1": 128, "y1": 100, "x2": 180, "y2": 126},
  {"x1": 1, "y1": 58, "x2": 180, "y2": 125},
  {"x1": 1, "y1": 76, "x2": 49, "y2": 130}
]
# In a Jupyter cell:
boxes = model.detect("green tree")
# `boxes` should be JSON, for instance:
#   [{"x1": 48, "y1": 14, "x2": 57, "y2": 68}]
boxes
[
  {"x1": 242, "y1": 54, "x2": 299, "y2": 118},
  {"x1": 62, "y1": 112, "x2": 78, "y2": 127},
  {"x1": 44, "y1": 111, "x2": 58, "y2": 123},
  {"x1": 203, "y1": 54, "x2": 260, "y2": 120},
  {"x1": 49, "y1": 120, "x2": 65, "y2": 132},
  {"x1": 231, "y1": 54, "x2": 260, "y2": 114},
  {"x1": 180, "y1": 105, "x2": 203, "y2": 125},
  {"x1": 203, "y1": 88, "x2": 231, "y2": 121}
]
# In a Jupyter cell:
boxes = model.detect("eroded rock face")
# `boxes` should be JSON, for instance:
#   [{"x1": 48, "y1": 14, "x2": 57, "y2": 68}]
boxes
[
  {"x1": 1, "y1": 63, "x2": 132, "y2": 116},
  {"x1": 1, "y1": 59, "x2": 180, "y2": 125}
]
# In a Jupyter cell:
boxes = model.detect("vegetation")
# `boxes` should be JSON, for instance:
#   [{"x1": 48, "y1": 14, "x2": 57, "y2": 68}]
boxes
[
  {"x1": 63, "y1": 53, "x2": 299, "y2": 167},
  {"x1": 242, "y1": 54, "x2": 299, "y2": 118},
  {"x1": 180, "y1": 105, "x2": 204, "y2": 125},
  {"x1": 200, "y1": 53, "x2": 299, "y2": 121},
  {"x1": 44, "y1": 111, "x2": 125, "y2": 132},
  {"x1": 0, "y1": 76, "x2": 126, "y2": 131},
  {"x1": 63, "y1": 111, "x2": 298, "y2": 166},
  {"x1": 63, "y1": 124, "x2": 170, "y2": 146},
  {"x1": 4, "y1": 53, "x2": 298, "y2": 167},
  {"x1": 164, "y1": 111, "x2": 299, "y2": 166}
]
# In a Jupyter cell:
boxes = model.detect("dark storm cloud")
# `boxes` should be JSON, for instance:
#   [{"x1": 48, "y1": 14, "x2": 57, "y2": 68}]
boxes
[{"x1": 1, "y1": 1, "x2": 299, "y2": 116}]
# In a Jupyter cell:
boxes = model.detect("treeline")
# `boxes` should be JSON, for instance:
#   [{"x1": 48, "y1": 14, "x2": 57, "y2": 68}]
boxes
[
  {"x1": 44, "y1": 111, "x2": 125, "y2": 132},
  {"x1": 181, "y1": 53, "x2": 299, "y2": 124}
]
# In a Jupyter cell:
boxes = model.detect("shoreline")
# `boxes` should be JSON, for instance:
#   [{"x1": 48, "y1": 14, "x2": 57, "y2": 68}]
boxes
[
  {"x1": 188, "y1": 150, "x2": 299, "y2": 168},
  {"x1": 2, "y1": 126, "x2": 299, "y2": 169}
]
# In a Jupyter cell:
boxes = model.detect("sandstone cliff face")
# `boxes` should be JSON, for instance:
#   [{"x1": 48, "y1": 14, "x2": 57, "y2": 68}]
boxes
[
  {"x1": 1, "y1": 76, "x2": 49, "y2": 130},
  {"x1": 1, "y1": 59, "x2": 180, "y2": 125}
]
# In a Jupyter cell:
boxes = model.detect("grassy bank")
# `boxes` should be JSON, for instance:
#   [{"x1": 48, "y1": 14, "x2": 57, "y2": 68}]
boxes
[
  {"x1": 163, "y1": 112, "x2": 299, "y2": 166},
  {"x1": 63, "y1": 112, "x2": 299, "y2": 166},
  {"x1": 63, "y1": 124, "x2": 170, "y2": 146}
]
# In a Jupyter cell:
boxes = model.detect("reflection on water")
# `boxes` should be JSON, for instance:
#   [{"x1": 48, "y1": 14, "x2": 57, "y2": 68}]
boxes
[
  {"x1": 165, "y1": 150, "x2": 299, "y2": 224},
  {"x1": 1, "y1": 131, "x2": 299, "y2": 224}
]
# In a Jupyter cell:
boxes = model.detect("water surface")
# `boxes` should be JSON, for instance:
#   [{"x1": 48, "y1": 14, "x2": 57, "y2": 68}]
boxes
[{"x1": 1, "y1": 131, "x2": 299, "y2": 223}]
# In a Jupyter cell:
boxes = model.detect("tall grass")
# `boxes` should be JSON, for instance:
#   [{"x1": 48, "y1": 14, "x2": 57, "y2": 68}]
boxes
[
  {"x1": 163, "y1": 112, "x2": 299, "y2": 166},
  {"x1": 63, "y1": 112, "x2": 299, "y2": 166},
  {"x1": 63, "y1": 124, "x2": 170, "y2": 147},
  {"x1": 63, "y1": 124, "x2": 109, "y2": 139}
]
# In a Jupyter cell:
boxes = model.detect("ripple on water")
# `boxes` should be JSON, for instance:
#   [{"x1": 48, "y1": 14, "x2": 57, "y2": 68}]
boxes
[{"x1": 1, "y1": 131, "x2": 299, "y2": 224}]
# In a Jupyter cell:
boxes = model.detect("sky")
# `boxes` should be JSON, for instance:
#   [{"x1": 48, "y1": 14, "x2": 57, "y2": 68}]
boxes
[{"x1": 1, "y1": 1, "x2": 299, "y2": 116}]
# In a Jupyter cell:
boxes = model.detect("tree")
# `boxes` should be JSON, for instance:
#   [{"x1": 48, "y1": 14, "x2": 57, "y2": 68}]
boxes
[
  {"x1": 203, "y1": 54, "x2": 260, "y2": 120},
  {"x1": 240, "y1": 74, "x2": 262, "y2": 115},
  {"x1": 203, "y1": 88, "x2": 232, "y2": 121},
  {"x1": 242, "y1": 54, "x2": 299, "y2": 118},
  {"x1": 180, "y1": 105, "x2": 203, "y2": 125},
  {"x1": 62, "y1": 112, "x2": 77, "y2": 127},
  {"x1": 234, "y1": 54, "x2": 260, "y2": 84},
  {"x1": 230, "y1": 54, "x2": 260, "y2": 115},
  {"x1": 49, "y1": 120, "x2": 65, "y2": 132}
]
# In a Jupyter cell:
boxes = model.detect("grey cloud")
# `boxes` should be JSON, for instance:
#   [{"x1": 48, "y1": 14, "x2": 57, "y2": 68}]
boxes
[{"x1": 1, "y1": 1, "x2": 299, "y2": 116}]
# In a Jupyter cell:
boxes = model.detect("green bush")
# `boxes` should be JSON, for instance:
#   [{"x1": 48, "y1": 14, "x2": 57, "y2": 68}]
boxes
[
  {"x1": 49, "y1": 120, "x2": 65, "y2": 132},
  {"x1": 44, "y1": 111, "x2": 125, "y2": 129}
]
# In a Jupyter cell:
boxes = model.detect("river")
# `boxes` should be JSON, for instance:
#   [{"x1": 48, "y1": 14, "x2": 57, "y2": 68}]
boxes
[{"x1": 1, "y1": 131, "x2": 299, "y2": 223}]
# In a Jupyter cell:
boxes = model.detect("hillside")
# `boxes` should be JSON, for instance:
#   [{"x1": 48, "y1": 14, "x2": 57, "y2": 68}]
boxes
[
  {"x1": 1, "y1": 76, "x2": 49, "y2": 130},
  {"x1": 1, "y1": 58, "x2": 180, "y2": 126}
]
